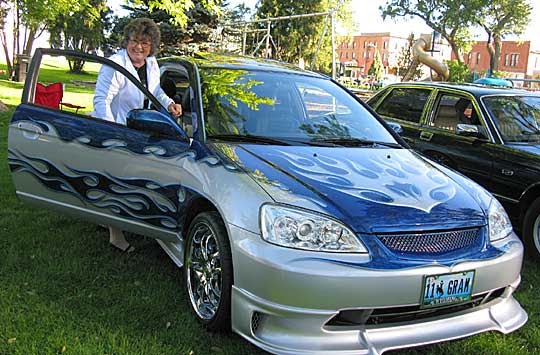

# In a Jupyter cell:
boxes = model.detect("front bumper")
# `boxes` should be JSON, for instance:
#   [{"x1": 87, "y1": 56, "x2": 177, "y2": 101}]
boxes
[{"x1": 229, "y1": 225, "x2": 527, "y2": 354}]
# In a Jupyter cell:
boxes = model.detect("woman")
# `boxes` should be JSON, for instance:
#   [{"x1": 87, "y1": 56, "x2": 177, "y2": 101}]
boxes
[{"x1": 93, "y1": 17, "x2": 182, "y2": 252}]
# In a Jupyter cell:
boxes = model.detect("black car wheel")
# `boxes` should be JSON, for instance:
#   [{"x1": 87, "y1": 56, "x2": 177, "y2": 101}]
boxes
[
  {"x1": 184, "y1": 211, "x2": 233, "y2": 331},
  {"x1": 523, "y1": 197, "x2": 540, "y2": 260}
]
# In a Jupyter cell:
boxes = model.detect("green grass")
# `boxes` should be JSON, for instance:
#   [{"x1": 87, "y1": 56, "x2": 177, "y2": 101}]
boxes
[{"x1": 1, "y1": 63, "x2": 540, "y2": 355}]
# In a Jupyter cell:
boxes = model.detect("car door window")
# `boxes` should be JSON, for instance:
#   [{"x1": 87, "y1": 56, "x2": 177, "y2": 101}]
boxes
[
  {"x1": 30, "y1": 52, "x2": 169, "y2": 128},
  {"x1": 375, "y1": 88, "x2": 431, "y2": 123},
  {"x1": 431, "y1": 95, "x2": 481, "y2": 132},
  {"x1": 161, "y1": 69, "x2": 194, "y2": 136}
]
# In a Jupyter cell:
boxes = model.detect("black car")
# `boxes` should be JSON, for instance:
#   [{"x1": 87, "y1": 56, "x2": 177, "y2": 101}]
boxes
[{"x1": 367, "y1": 82, "x2": 540, "y2": 259}]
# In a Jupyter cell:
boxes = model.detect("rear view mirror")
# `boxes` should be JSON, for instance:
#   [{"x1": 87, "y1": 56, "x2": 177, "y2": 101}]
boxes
[
  {"x1": 456, "y1": 124, "x2": 488, "y2": 139},
  {"x1": 127, "y1": 109, "x2": 189, "y2": 141},
  {"x1": 387, "y1": 122, "x2": 403, "y2": 135}
]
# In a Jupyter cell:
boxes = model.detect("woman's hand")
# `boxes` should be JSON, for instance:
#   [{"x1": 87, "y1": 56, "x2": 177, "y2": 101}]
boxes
[{"x1": 168, "y1": 102, "x2": 183, "y2": 117}]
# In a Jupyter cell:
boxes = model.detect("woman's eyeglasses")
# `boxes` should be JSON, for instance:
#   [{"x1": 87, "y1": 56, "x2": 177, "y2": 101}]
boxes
[{"x1": 129, "y1": 39, "x2": 151, "y2": 49}]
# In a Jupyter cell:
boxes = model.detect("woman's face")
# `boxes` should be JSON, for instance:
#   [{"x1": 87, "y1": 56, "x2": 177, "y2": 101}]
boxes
[{"x1": 126, "y1": 34, "x2": 152, "y2": 67}]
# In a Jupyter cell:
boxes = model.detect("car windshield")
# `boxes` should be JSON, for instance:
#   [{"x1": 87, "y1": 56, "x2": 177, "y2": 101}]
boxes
[
  {"x1": 200, "y1": 68, "x2": 397, "y2": 146},
  {"x1": 484, "y1": 95, "x2": 540, "y2": 143}
]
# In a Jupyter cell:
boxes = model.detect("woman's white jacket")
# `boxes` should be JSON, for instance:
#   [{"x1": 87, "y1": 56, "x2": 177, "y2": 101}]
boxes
[{"x1": 92, "y1": 49, "x2": 173, "y2": 125}]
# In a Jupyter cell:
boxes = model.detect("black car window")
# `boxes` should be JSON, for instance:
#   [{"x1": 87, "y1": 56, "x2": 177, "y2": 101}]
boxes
[
  {"x1": 431, "y1": 95, "x2": 479, "y2": 131},
  {"x1": 375, "y1": 88, "x2": 430, "y2": 123},
  {"x1": 484, "y1": 95, "x2": 540, "y2": 142}
]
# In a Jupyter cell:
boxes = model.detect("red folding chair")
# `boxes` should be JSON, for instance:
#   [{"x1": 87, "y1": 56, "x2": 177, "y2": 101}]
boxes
[{"x1": 35, "y1": 82, "x2": 85, "y2": 112}]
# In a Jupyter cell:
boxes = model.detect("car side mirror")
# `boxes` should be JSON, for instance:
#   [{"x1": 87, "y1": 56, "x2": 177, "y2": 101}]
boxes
[
  {"x1": 127, "y1": 109, "x2": 189, "y2": 141},
  {"x1": 387, "y1": 122, "x2": 403, "y2": 135},
  {"x1": 456, "y1": 123, "x2": 488, "y2": 139}
]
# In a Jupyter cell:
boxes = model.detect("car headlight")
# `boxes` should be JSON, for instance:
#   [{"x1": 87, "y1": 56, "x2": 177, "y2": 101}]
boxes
[
  {"x1": 488, "y1": 198, "x2": 513, "y2": 242},
  {"x1": 260, "y1": 204, "x2": 368, "y2": 253}
]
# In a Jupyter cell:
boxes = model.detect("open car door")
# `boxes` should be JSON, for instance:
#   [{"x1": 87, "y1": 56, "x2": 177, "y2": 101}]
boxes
[{"x1": 8, "y1": 48, "x2": 192, "y2": 246}]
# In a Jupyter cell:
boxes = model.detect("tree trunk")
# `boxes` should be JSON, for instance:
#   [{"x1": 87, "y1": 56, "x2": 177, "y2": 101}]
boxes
[
  {"x1": 23, "y1": 27, "x2": 37, "y2": 55},
  {"x1": 0, "y1": 29, "x2": 13, "y2": 78},
  {"x1": 449, "y1": 40, "x2": 464, "y2": 64},
  {"x1": 492, "y1": 33, "x2": 502, "y2": 73}
]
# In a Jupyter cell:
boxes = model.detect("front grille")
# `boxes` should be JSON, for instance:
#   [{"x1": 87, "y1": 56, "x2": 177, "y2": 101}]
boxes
[
  {"x1": 377, "y1": 228, "x2": 481, "y2": 254},
  {"x1": 326, "y1": 288, "x2": 505, "y2": 327},
  {"x1": 251, "y1": 312, "x2": 262, "y2": 334}
]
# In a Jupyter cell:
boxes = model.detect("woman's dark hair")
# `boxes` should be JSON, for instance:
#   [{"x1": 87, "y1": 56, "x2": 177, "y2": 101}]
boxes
[{"x1": 120, "y1": 18, "x2": 161, "y2": 56}]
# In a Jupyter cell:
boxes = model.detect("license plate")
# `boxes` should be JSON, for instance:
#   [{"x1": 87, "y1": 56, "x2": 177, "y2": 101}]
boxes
[{"x1": 421, "y1": 270, "x2": 475, "y2": 308}]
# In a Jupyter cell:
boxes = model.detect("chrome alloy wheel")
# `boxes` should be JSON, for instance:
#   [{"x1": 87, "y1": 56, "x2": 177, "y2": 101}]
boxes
[
  {"x1": 186, "y1": 221, "x2": 222, "y2": 320},
  {"x1": 533, "y1": 214, "x2": 540, "y2": 256}
]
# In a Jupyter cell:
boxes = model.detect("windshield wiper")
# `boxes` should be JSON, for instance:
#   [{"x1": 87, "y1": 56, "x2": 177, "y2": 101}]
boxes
[
  {"x1": 312, "y1": 137, "x2": 402, "y2": 148},
  {"x1": 208, "y1": 134, "x2": 294, "y2": 145}
]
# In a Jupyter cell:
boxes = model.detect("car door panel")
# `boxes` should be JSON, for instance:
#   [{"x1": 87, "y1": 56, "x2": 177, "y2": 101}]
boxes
[
  {"x1": 8, "y1": 49, "x2": 192, "y2": 241},
  {"x1": 413, "y1": 92, "x2": 494, "y2": 190}
]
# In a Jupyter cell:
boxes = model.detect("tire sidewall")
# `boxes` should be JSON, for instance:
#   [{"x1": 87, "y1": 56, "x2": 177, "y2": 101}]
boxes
[
  {"x1": 523, "y1": 197, "x2": 540, "y2": 260},
  {"x1": 184, "y1": 211, "x2": 233, "y2": 331}
]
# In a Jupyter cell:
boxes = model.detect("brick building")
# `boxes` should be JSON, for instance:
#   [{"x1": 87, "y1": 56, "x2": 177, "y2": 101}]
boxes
[
  {"x1": 457, "y1": 41, "x2": 534, "y2": 79},
  {"x1": 337, "y1": 32, "x2": 450, "y2": 79}
]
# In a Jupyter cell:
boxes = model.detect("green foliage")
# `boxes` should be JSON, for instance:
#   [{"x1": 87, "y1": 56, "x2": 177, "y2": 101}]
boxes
[
  {"x1": 474, "y1": 0, "x2": 532, "y2": 72},
  {"x1": 368, "y1": 50, "x2": 384, "y2": 81},
  {"x1": 134, "y1": 0, "x2": 221, "y2": 27},
  {"x1": 445, "y1": 59, "x2": 470, "y2": 82},
  {"x1": 251, "y1": 0, "x2": 352, "y2": 74},
  {"x1": 200, "y1": 67, "x2": 273, "y2": 134},
  {"x1": 48, "y1": 0, "x2": 111, "y2": 73},
  {"x1": 112, "y1": 1, "x2": 223, "y2": 56},
  {"x1": 380, "y1": 0, "x2": 480, "y2": 64}
]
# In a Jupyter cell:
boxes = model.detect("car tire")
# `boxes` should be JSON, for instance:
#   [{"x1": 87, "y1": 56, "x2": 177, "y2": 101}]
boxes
[
  {"x1": 523, "y1": 197, "x2": 540, "y2": 260},
  {"x1": 184, "y1": 211, "x2": 233, "y2": 331}
]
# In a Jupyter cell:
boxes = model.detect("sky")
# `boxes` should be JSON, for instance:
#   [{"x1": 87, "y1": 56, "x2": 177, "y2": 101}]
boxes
[{"x1": 228, "y1": 0, "x2": 539, "y2": 45}]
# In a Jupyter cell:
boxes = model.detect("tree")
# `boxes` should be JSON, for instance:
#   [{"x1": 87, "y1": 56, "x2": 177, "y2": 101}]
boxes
[
  {"x1": 135, "y1": 0, "x2": 222, "y2": 27},
  {"x1": 368, "y1": 49, "x2": 384, "y2": 81},
  {"x1": 0, "y1": 0, "x2": 11, "y2": 76},
  {"x1": 251, "y1": 0, "x2": 352, "y2": 74},
  {"x1": 48, "y1": 0, "x2": 111, "y2": 73},
  {"x1": 0, "y1": 0, "x2": 88, "y2": 80},
  {"x1": 395, "y1": 33, "x2": 422, "y2": 81},
  {"x1": 112, "y1": 0, "x2": 224, "y2": 56},
  {"x1": 381, "y1": 0, "x2": 476, "y2": 64},
  {"x1": 473, "y1": 0, "x2": 532, "y2": 73}
]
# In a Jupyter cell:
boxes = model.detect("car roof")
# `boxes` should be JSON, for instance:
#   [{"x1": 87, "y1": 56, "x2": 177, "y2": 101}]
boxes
[
  {"x1": 160, "y1": 52, "x2": 326, "y2": 78},
  {"x1": 384, "y1": 81, "x2": 535, "y2": 97}
]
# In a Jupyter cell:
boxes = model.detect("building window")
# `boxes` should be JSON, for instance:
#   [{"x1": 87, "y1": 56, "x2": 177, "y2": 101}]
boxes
[
  {"x1": 353, "y1": 41, "x2": 356, "y2": 49},
  {"x1": 504, "y1": 54, "x2": 509, "y2": 66},
  {"x1": 363, "y1": 41, "x2": 366, "y2": 48},
  {"x1": 509, "y1": 53, "x2": 519, "y2": 67},
  {"x1": 383, "y1": 41, "x2": 387, "y2": 49},
  {"x1": 476, "y1": 53, "x2": 480, "y2": 64}
]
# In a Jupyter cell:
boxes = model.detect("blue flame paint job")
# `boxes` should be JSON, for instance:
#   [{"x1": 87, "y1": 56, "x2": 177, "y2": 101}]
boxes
[
  {"x1": 229, "y1": 144, "x2": 487, "y2": 234},
  {"x1": 11, "y1": 106, "x2": 191, "y2": 158},
  {"x1": 8, "y1": 148, "x2": 192, "y2": 230}
]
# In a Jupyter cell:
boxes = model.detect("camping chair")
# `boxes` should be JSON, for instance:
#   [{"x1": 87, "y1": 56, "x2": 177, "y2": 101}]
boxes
[{"x1": 35, "y1": 82, "x2": 85, "y2": 113}]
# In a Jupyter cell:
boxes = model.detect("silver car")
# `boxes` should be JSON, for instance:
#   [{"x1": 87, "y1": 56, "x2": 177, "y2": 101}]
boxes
[{"x1": 8, "y1": 49, "x2": 527, "y2": 354}]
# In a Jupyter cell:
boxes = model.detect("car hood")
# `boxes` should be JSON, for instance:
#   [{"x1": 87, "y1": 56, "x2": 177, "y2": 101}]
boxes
[{"x1": 219, "y1": 144, "x2": 486, "y2": 234}]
